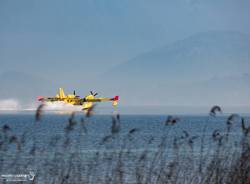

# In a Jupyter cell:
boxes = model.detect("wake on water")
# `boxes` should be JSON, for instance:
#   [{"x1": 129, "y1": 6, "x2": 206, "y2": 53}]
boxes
[{"x1": 0, "y1": 99, "x2": 83, "y2": 112}]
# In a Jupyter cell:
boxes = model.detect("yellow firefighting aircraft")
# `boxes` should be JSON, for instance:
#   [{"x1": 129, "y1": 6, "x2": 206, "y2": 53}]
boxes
[{"x1": 37, "y1": 88, "x2": 119, "y2": 110}]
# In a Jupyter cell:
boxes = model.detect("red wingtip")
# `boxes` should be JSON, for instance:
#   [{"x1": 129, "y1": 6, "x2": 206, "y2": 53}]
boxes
[
  {"x1": 37, "y1": 96, "x2": 44, "y2": 101},
  {"x1": 114, "y1": 96, "x2": 119, "y2": 101}
]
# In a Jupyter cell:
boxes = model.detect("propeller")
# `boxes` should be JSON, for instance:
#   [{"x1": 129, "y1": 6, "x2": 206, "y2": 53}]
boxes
[{"x1": 90, "y1": 91, "x2": 98, "y2": 96}]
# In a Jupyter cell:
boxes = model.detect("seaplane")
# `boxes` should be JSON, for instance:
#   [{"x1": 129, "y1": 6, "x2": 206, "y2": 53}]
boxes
[{"x1": 37, "y1": 88, "x2": 119, "y2": 110}]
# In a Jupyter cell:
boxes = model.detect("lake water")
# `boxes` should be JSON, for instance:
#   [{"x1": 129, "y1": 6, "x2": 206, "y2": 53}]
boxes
[
  {"x1": 0, "y1": 112, "x2": 248, "y2": 152},
  {"x1": 0, "y1": 112, "x2": 249, "y2": 183}
]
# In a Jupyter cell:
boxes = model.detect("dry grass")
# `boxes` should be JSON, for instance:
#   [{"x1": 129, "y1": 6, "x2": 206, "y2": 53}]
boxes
[{"x1": 0, "y1": 106, "x2": 249, "y2": 184}]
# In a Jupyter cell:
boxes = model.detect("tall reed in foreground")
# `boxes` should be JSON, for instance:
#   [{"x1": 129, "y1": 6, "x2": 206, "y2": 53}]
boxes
[{"x1": 0, "y1": 106, "x2": 249, "y2": 184}]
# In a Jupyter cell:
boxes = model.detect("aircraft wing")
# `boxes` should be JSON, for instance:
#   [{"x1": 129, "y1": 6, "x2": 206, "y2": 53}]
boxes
[{"x1": 81, "y1": 96, "x2": 119, "y2": 106}]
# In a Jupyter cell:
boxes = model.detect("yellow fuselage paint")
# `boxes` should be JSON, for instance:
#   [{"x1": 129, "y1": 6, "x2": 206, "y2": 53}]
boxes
[{"x1": 43, "y1": 88, "x2": 118, "y2": 110}]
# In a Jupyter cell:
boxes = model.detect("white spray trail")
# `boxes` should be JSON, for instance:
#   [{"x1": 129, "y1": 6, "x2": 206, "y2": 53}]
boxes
[
  {"x1": 0, "y1": 99, "x2": 21, "y2": 111},
  {"x1": 0, "y1": 99, "x2": 83, "y2": 112},
  {"x1": 43, "y1": 101, "x2": 83, "y2": 112}
]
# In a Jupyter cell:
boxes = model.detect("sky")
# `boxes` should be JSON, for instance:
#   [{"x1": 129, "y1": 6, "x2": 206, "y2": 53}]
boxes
[{"x1": 0, "y1": 0, "x2": 250, "y2": 111}]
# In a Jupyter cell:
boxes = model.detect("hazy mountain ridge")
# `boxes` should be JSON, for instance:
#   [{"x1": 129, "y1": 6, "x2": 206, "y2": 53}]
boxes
[
  {"x1": 101, "y1": 31, "x2": 250, "y2": 106},
  {"x1": 106, "y1": 31, "x2": 250, "y2": 81},
  {"x1": 0, "y1": 31, "x2": 249, "y2": 108}
]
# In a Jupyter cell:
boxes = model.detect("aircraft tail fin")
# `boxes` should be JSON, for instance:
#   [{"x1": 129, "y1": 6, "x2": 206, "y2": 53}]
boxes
[
  {"x1": 59, "y1": 88, "x2": 66, "y2": 98},
  {"x1": 37, "y1": 96, "x2": 44, "y2": 101},
  {"x1": 112, "y1": 96, "x2": 119, "y2": 106}
]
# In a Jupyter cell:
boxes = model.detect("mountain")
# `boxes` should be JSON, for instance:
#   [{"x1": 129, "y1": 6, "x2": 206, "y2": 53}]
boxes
[
  {"x1": 101, "y1": 31, "x2": 250, "y2": 106},
  {"x1": 106, "y1": 31, "x2": 250, "y2": 81},
  {"x1": 0, "y1": 31, "x2": 249, "y2": 108}
]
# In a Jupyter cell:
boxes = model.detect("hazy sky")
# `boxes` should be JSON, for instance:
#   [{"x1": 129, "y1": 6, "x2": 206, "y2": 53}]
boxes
[
  {"x1": 1, "y1": 0, "x2": 250, "y2": 79},
  {"x1": 0, "y1": 0, "x2": 250, "y2": 110}
]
